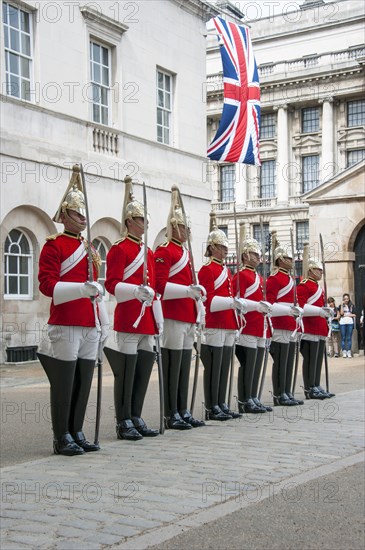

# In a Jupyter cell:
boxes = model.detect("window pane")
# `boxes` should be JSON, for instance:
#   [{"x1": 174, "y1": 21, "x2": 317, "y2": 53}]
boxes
[
  {"x1": 19, "y1": 256, "x2": 29, "y2": 274},
  {"x1": 260, "y1": 160, "x2": 276, "y2": 198},
  {"x1": 93, "y1": 103, "x2": 100, "y2": 123},
  {"x1": 220, "y1": 164, "x2": 235, "y2": 202},
  {"x1": 10, "y1": 28, "x2": 20, "y2": 52},
  {"x1": 93, "y1": 63, "x2": 100, "y2": 83},
  {"x1": 157, "y1": 126, "x2": 163, "y2": 142},
  {"x1": 347, "y1": 100, "x2": 365, "y2": 127},
  {"x1": 157, "y1": 71, "x2": 163, "y2": 88},
  {"x1": 21, "y1": 33, "x2": 30, "y2": 56},
  {"x1": 101, "y1": 87, "x2": 108, "y2": 106},
  {"x1": 165, "y1": 92, "x2": 171, "y2": 110},
  {"x1": 92, "y1": 43, "x2": 100, "y2": 62},
  {"x1": 91, "y1": 83, "x2": 100, "y2": 102},
  {"x1": 347, "y1": 149, "x2": 365, "y2": 167},
  {"x1": 20, "y1": 277, "x2": 29, "y2": 294},
  {"x1": 9, "y1": 5, "x2": 19, "y2": 29},
  {"x1": 19, "y1": 235, "x2": 30, "y2": 254},
  {"x1": 260, "y1": 113, "x2": 276, "y2": 139},
  {"x1": 157, "y1": 90, "x2": 164, "y2": 107},
  {"x1": 164, "y1": 75, "x2": 171, "y2": 91},
  {"x1": 20, "y1": 57, "x2": 30, "y2": 78},
  {"x1": 296, "y1": 221, "x2": 309, "y2": 251},
  {"x1": 157, "y1": 108, "x2": 162, "y2": 125},
  {"x1": 21, "y1": 79, "x2": 30, "y2": 100},
  {"x1": 9, "y1": 255, "x2": 17, "y2": 273},
  {"x1": 3, "y1": 2, "x2": 8, "y2": 25},
  {"x1": 4, "y1": 28, "x2": 9, "y2": 48},
  {"x1": 8, "y1": 74, "x2": 20, "y2": 97},
  {"x1": 102, "y1": 47, "x2": 108, "y2": 66},
  {"x1": 302, "y1": 107, "x2": 319, "y2": 133},
  {"x1": 101, "y1": 106, "x2": 108, "y2": 125},
  {"x1": 163, "y1": 128, "x2": 169, "y2": 144},
  {"x1": 9, "y1": 276, "x2": 18, "y2": 294},
  {"x1": 20, "y1": 11, "x2": 30, "y2": 33},
  {"x1": 9, "y1": 52, "x2": 19, "y2": 74},
  {"x1": 302, "y1": 155, "x2": 319, "y2": 193},
  {"x1": 102, "y1": 66, "x2": 109, "y2": 86}
]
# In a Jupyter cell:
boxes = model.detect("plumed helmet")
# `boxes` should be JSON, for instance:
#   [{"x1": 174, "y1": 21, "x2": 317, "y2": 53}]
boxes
[
  {"x1": 205, "y1": 212, "x2": 229, "y2": 256},
  {"x1": 166, "y1": 184, "x2": 190, "y2": 240},
  {"x1": 121, "y1": 176, "x2": 145, "y2": 235},
  {"x1": 53, "y1": 164, "x2": 86, "y2": 223},
  {"x1": 274, "y1": 245, "x2": 292, "y2": 264},
  {"x1": 308, "y1": 256, "x2": 323, "y2": 272},
  {"x1": 241, "y1": 238, "x2": 261, "y2": 256}
]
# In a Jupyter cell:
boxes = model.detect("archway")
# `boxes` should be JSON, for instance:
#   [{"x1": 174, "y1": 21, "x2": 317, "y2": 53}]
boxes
[{"x1": 353, "y1": 222, "x2": 365, "y2": 349}]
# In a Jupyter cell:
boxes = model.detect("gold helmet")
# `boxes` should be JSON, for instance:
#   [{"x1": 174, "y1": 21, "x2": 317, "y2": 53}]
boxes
[
  {"x1": 53, "y1": 164, "x2": 86, "y2": 223},
  {"x1": 308, "y1": 256, "x2": 323, "y2": 272},
  {"x1": 166, "y1": 184, "x2": 190, "y2": 240},
  {"x1": 121, "y1": 176, "x2": 145, "y2": 235},
  {"x1": 241, "y1": 238, "x2": 261, "y2": 257},
  {"x1": 205, "y1": 212, "x2": 229, "y2": 256},
  {"x1": 274, "y1": 245, "x2": 292, "y2": 264}
]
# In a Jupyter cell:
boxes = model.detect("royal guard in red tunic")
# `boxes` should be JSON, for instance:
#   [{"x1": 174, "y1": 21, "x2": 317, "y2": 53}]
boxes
[
  {"x1": 233, "y1": 238, "x2": 272, "y2": 413},
  {"x1": 37, "y1": 165, "x2": 108, "y2": 456},
  {"x1": 104, "y1": 177, "x2": 160, "y2": 441},
  {"x1": 198, "y1": 214, "x2": 242, "y2": 421},
  {"x1": 154, "y1": 186, "x2": 206, "y2": 430},
  {"x1": 266, "y1": 246, "x2": 304, "y2": 406},
  {"x1": 297, "y1": 256, "x2": 334, "y2": 399}
]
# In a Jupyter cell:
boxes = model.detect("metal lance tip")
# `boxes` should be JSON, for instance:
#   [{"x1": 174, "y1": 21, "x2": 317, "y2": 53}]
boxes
[
  {"x1": 124, "y1": 175, "x2": 133, "y2": 184},
  {"x1": 171, "y1": 184, "x2": 179, "y2": 192},
  {"x1": 72, "y1": 164, "x2": 81, "y2": 173}
]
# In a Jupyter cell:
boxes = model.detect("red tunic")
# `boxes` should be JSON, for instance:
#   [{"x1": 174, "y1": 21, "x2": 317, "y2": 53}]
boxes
[
  {"x1": 233, "y1": 266, "x2": 265, "y2": 337},
  {"x1": 154, "y1": 239, "x2": 196, "y2": 324},
  {"x1": 39, "y1": 233, "x2": 98, "y2": 327},
  {"x1": 105, "y1": 236, "x2": 157, "y2": 335},
  {"x1": 266, "y1": 268, "x2": 296, "y2": 331},
  {"x1": 297, "y1": 278, "x2": 328, "y2": 337},
  {"x1": 198, "y1": 259, "x2": 238, "y2": 330}
]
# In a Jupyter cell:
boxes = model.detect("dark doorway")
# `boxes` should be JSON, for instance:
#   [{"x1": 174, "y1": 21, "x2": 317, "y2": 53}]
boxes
[{"x1": 353, "y1": 223, "x2": 365, "y2": 349}]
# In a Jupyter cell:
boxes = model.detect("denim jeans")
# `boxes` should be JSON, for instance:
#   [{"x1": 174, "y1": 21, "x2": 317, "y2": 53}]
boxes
[{"x1": 340, "y1": 324, "x2": 354, "y2": 351}]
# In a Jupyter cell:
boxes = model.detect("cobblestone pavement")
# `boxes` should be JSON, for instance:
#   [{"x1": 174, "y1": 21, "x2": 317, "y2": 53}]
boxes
[{"x1": 1, "y1": 363, "x2": 364, "y2": 550}]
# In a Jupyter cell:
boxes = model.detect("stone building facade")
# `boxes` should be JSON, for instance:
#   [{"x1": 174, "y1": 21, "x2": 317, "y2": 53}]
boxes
[
  {"x1": 0, "y1": 0, "x2": 218, "y2": 363},
  {"x1": 206, "y1": 0, "x2": 365, "y2": 313}
]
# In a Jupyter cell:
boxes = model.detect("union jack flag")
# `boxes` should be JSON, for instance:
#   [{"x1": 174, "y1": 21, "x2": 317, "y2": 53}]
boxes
[{"x1": 207, "y1": 17, "x2": 261, "y2": 165}]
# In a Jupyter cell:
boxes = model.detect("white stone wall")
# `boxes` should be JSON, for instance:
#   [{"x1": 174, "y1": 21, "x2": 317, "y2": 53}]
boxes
[{"x1": 0, "y1": 0, "x2": 217, "y2": 362}]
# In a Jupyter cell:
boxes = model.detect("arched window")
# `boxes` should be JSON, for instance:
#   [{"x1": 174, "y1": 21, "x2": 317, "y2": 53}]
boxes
[
  {"x1": 93, "y1": 238, "x2": 108, "y2": 298},
  {"x1": 4, "y1": 229, "x2": 33, "y2": 299}
]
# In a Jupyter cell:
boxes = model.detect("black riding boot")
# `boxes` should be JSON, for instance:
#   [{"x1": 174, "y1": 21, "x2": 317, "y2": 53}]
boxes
[
  {"x1": 161, "y1": 348, "x2": 191, "y2": 430},
  {"x1": 179, "y1": 349, "x2": 205, "y2": 427},
  {"x1": 219, "y1": 346, "x2": 241, "y2": 418},
  {"x1": 104, "y1": 347, "x2": 142, "y2": 440},
  {"x1": 286, "y1": 341, "x2": 304, "y2": 405},
  {"x1": 70, "y1": 358, "x2": 100, "y2": 451},
  {"x1": 315, "y1": 339, "x2": 335, "y2": 398},
  {"x1": 131, "y1": 349, "x2": 159, "y2": 436},
  {"x1": 235, "y1": 345, "x2": 262, "y2": 413},
  {"x1": 271, "y1": 342, "x2": 294, "y2": 406},
  {"x1": 37, "y1": 353, "x2": 84, "y2": 456},
  {"x1": 200, "y1": 345, "x2": 230, "y2": 421},
  {"x1": 300, "y1": 340, "x2": 324, "y2": 400},
  {"x1": 252, "y1": 346, "x2": 272, "y2": 411}
]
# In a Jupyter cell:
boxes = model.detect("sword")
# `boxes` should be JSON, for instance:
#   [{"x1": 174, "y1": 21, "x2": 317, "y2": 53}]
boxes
[
  {"x1": 258, "y1": 217, "x2": 270, "y2": 400},
  {"x1": 290, "y1": 227, "x2": 301, "y2": 397},
  {"x1": 228, "y1": 204, "x2": 241, "y2": 409},
  {"x1": 319, "y1": 233, "x2": 330, "y2": 392},
  {"x1": 175, "y1": 187, "x2": 202, "y2": 413},
  {"x1": 143, "y1": 181, "x2": 165, "y2": 433},
  {"x1": 79, "y1": 163, "x2": 103, "y2": 446}
]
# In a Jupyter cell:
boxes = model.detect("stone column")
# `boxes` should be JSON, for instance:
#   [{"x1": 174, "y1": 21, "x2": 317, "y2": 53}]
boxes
[
  {"x1": 321, "y1": 97, "x2": 335, "y2": 181},
  {"x1": 275, "y1": 105, "x2": 289, "y2": 205}
]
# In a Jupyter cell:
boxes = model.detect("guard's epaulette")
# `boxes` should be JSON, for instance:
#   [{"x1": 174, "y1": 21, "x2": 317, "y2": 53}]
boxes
[
  {"x1": 271, "y1": 267, "x2": 280, "y2": 276},
  {"x1": 113, "y1": 238, "x2": 126, "y2": 246},
  {"x1": 46, "y1": 233, "x2": 62, "y2": 241},
  {"x1": 158, "y1": 241, "x2": 169, "y2": 248},
  {"x1": 300, "y1": 278, "x2": 308, "y2": 284}
]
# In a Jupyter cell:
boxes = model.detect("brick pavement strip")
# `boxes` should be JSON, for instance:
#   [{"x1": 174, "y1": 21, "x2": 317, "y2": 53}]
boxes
[{"x1": 0, "y1": 389, "x2": 364, "y2": 550}]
